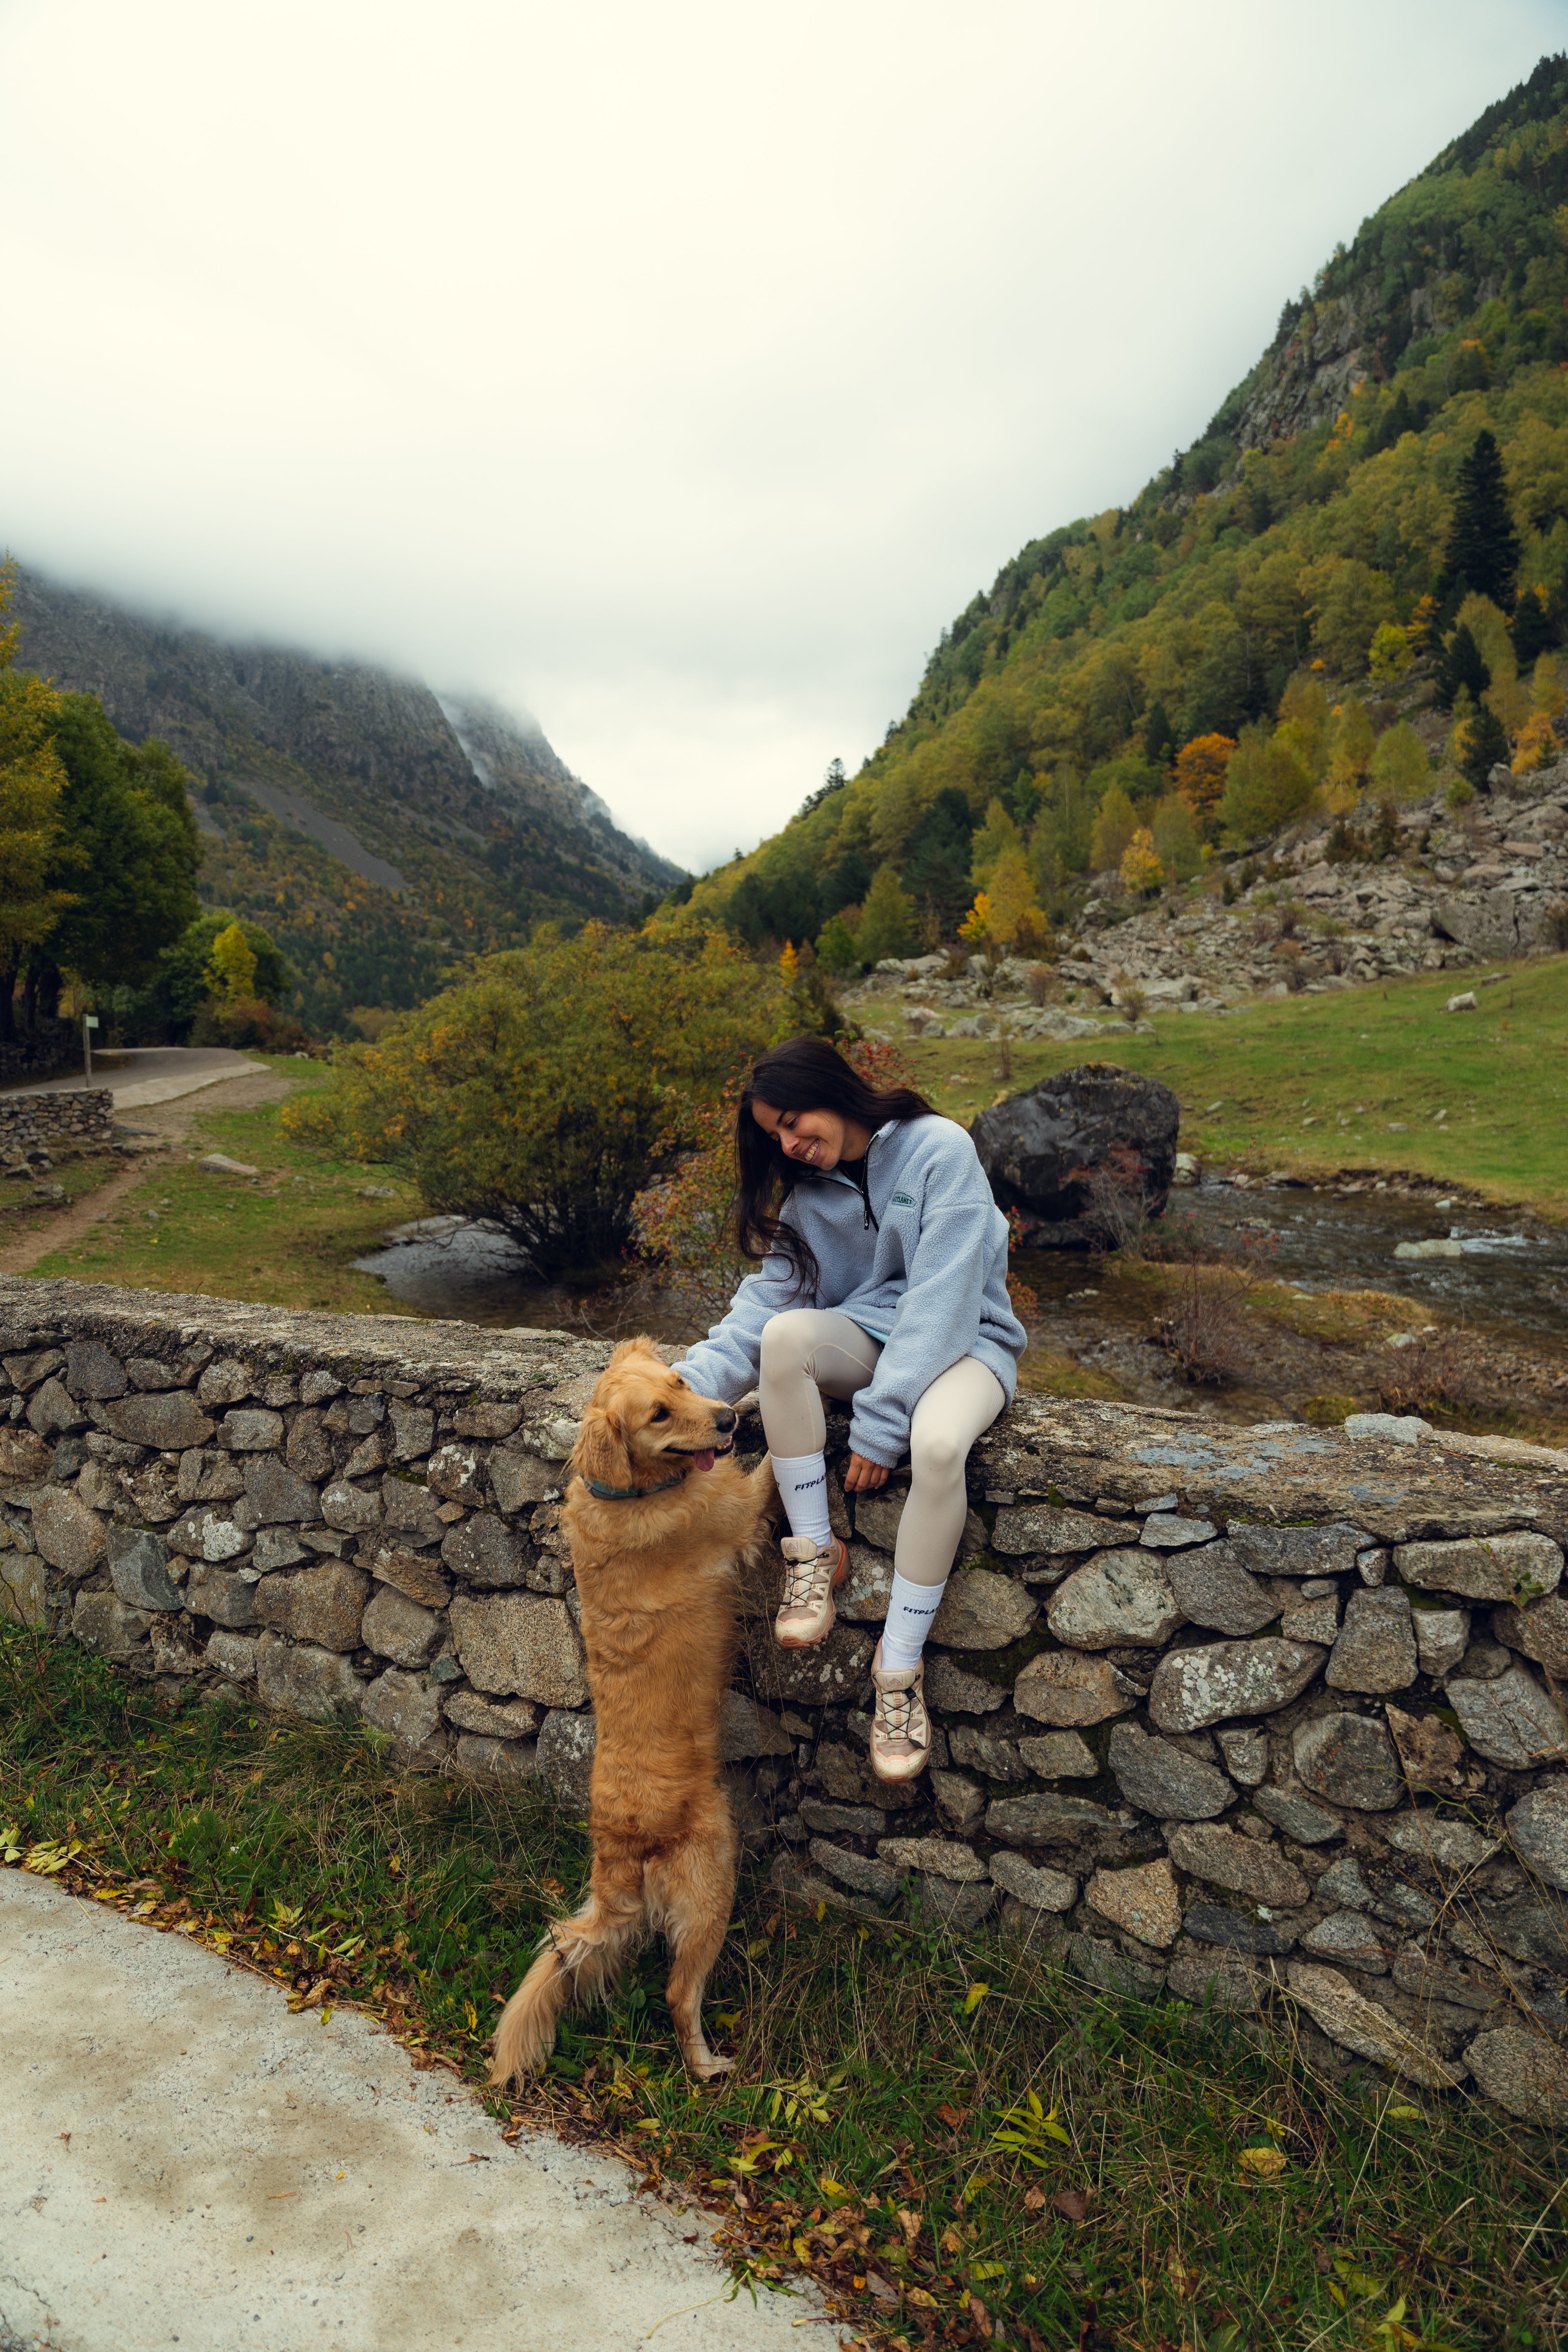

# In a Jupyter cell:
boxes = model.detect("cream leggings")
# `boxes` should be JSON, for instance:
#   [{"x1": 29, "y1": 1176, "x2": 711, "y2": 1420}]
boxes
[{"x1": 757, "y1": 1307, "x2": 1004, "y2": 1586}]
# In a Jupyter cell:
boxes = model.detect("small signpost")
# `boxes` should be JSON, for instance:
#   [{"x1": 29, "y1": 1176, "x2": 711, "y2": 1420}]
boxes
[{"x1": 82, "y1": 1012, "x2": 99, "y2": 1081}]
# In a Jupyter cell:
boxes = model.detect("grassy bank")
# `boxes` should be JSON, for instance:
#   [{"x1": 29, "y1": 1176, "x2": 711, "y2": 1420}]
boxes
[
  {"x1": 3, "y1": 1626, "x2": 1560, "y2": 2350},
  {"x1": 27, "y1": 1058, "x2": 422, "y2": 1315},
  {"x1": 901, "y1": 954, "x2": 1568, "y2": 1221}
]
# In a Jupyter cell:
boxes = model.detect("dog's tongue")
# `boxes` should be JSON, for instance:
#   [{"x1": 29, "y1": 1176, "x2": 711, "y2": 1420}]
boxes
[{"x1": 692, "y1": 1448, "x2": 716, "y2": 1473}]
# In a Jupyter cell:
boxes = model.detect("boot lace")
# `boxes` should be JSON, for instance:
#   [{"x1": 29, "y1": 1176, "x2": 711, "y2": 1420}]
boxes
[
  {"x1": 782, "y1": 1544, "x2": 833, "y2": 1612},
  {"x1": 876, "y1": 1684, "x2": 915, "y2": 1742}
]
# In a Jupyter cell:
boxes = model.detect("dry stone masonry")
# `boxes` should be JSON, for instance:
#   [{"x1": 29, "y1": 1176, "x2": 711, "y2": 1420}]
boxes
[
  {"x1": 0, "y1": 1087, "x2": 116, "y2": 1161},
  {"x1": 3, "y1": 1274, "x2": 1568, "y2": 2123}
]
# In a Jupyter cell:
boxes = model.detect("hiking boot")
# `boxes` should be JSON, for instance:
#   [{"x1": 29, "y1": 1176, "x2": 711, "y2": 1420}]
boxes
[
  {"x1": 869, "y1": 1644, "x2": 931, "y2": 1783},
  {"x1": 774, "y1": 1535, "x2": 849, "y2": 1649}
]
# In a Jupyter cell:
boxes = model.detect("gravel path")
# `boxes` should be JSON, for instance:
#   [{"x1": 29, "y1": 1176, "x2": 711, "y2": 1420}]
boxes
[
  {"x1": 1, "y1": 1873, "x2": 821, "y2": 2352},
  {"x1": 10, "y1": 1047, "x2": 267, "y2": 1110}
]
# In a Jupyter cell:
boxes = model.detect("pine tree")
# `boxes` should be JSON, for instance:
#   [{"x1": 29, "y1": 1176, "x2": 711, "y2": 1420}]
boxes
[
  {"x1": 1512, "y1": 586, "x2": 1559, "y2": 665},
  {"x1": 1434, "y1": 622, "x2": 1491, "y2": 711},
  {"x1": 1441, "y1": 429, "x2": 1520, "y2": 607},
  {"x1": 1370, "y1": 386, "x2": 1415, "y2": 455},
  {"x1": 1462, "y1": 700, "x2": 1510, "y2": 791},
  {"x1": 1142, "y1": 700, "x2": 1176, "y2": 767}
]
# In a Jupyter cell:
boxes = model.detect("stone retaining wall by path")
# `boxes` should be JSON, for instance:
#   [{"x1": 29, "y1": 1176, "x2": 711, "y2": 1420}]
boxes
[
  {"x1": 3, "y1": 1274, "x2": 1568, "y2": 2120},
  {"x1": 0, "y1": 1087, "x2": 115, "y2": 1158}
]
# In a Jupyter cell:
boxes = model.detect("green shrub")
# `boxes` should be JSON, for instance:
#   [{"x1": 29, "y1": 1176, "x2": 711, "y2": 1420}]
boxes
[{"x1": 284, "y1": 922, "x2": 789, "y2": 1276}]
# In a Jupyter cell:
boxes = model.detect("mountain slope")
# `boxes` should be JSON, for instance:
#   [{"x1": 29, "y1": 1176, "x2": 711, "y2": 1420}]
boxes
[
  {"x1": 13, "y1": 567, "x2": 682, "y2": 1033},
  {"x1": 682, "y1": 54, "x2": 1568, "y2": 944}
]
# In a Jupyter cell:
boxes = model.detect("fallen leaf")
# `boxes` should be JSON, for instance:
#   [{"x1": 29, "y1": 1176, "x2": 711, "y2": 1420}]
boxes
[
  {"x1": 1051, "y1": 2188, "x2": 1092, "y2": 2225},
  {"x1": 936, "y1": 2102, "x2": 969, "y2": 2130},
  {"x1": 1238, "y1": 2147, "x2": 1287, "y2": 2181},
  {"x1": 1167, "y1": 2249, "x2": 1200, "y2": 2300},
  {"x1": 941, "y1": 2225, "x2": 965, "y2": 2256},
  {"x1": 895, "y1": 2207, "x2": 922, "y2": 2248},
  {"x1": 1022, "y1": 2186, "x2": 1046, "y2": 2213},
  {"x1": 969, "y1": 2293, "x2": 994, "y2": 2340},
  {"x1": 963, "y1": 1982, "x2": 990, "y2": 2016},
  {"x1": 864, "y1": 2273, "x2": 898, "y2": 2303}
]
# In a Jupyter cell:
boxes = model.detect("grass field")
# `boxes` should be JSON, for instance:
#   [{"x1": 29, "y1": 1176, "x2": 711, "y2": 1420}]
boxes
[
  {"x1": 4, "y1": 1627, "x2": 1561, "y2": 2352},
  {"x1": 901, "y1": 954, "x2": 1568, "y2": 1220},
  {"x1": 26, "y1": 1058, "x2": 423, "y2": 1314}
]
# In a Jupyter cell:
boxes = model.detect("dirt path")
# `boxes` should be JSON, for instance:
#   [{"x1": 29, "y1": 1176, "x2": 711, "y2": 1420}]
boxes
[
  {"x1": 1, "y1": 1871, "x2": 817, "y2": 2352},
  {"x1": 0, "y1": 1158, "x2": 152, "y2": 1276},
  {"x1": 0, "y1": 1063, "x2": 303, "y2": 1279}
]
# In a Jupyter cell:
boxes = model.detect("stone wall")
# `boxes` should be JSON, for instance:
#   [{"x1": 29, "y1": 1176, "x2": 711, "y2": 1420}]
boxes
[
  {"x1": 3, "y1": 1273, "x2": 1567, "y2": 2118},
  {"x1": 0, "y1": 1087, "x2": 115, "y2": 1159}
]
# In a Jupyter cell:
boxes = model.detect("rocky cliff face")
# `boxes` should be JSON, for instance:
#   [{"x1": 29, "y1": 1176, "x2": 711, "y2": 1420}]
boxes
[{"x1": 10, "y1": 567, "x2": 682, "y2": 1023}]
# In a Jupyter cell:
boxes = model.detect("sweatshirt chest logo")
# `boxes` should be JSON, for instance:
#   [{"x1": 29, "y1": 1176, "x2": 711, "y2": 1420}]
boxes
[{"x1": 891, "y1": 1191, "x2": 916, "y2": 1208}]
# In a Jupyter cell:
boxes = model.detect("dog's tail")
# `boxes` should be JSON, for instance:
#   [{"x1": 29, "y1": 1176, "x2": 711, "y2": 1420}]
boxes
[
  {"x1": 488, "y1": 1875, "x2": 645, "y2": 2089},
  {"x1": 488, "y1": 1940, "x2": 574, "y2": 2087}
]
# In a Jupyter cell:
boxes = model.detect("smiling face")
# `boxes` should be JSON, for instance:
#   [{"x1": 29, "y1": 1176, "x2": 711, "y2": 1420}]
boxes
[
  {"x1": 575, "y1": 1339, "x2": 738, "y2": 1491},
  {"x1": 750, "y1": 1098, "x2": 872, "y2": 1174}
]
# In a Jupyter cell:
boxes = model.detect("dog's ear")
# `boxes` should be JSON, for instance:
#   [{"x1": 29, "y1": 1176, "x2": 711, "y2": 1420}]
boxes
[{"x1": 572, "y1": 1405, "x2": 632, "y2": 1494}]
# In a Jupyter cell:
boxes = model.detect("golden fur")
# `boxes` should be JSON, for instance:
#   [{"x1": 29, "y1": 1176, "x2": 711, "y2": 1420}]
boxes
[{"x1": 489, "y1": 1339, "x2": 774, "y2": 2086}]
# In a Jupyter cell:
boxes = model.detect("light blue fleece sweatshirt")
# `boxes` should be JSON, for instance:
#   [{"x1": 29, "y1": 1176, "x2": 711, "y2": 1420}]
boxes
[{"x1": 676, "y1": 1115, "x2": 1026, "y2": 1469}]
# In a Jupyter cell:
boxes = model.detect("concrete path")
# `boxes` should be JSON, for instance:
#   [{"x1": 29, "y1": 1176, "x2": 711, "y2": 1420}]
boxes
[
  {"x1": 1, "y1": 1873, "x2": 822, "y2": 2352},
  {"x1": 9, "y1": 1047, "x2": 268, "y2": 1111}
]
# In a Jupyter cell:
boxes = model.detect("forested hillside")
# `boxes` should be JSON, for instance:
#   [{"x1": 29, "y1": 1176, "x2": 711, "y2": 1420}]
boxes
[
  {"x1": 11, "y1": 571, "x2": 681, "y2": 1035},
  {"x1": 683, "y1": 55, "x2": 1568, "y2": 960}
]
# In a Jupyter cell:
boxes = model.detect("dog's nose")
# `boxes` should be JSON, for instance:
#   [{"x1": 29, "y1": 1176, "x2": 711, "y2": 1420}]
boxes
[{"x1": 715, "y1": 1408, "x2": 737, "y2": 1433}]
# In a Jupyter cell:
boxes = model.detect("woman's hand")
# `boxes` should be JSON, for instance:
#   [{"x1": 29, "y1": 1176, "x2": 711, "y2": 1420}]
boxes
[{"x1": 842, "y1": 1452, "x2": 890, "y2": 1492}]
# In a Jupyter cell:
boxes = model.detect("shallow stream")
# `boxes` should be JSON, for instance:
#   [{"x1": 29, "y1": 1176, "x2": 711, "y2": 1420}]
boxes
[{"x1": 355, "y1": 1181, "x2": 1568, "y2": 1426}]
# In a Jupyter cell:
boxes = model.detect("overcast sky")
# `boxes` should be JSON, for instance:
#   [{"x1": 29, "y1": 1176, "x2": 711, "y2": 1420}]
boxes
[{"x1": 2, "y1": 2, "x2": 1560, "y2": 872}]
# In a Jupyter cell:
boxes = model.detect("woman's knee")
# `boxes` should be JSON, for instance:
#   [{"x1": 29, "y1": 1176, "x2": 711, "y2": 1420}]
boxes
[
  {"x1": 911, "y1": 1422, "x2": 965, "y2": 1487},
  {"x1": 759, "y1": 1309, "x2": 818, "y2": 1374}
]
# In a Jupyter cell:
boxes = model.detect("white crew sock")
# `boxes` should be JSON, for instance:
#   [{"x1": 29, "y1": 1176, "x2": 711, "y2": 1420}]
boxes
[
  {"x1": 879, "y1": 1568, "x2": 947, "y2": 1672},
  {"x1": 770, "y1": 1452, "x2": 831, "y2": 1548}
]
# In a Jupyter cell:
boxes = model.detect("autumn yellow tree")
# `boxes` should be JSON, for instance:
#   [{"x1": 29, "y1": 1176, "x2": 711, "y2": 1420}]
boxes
[
  {"x1": 1367, "y1": 622, "x2": 1413, "y2": 682},
  {"x1": 1172, "y1": 734, "x2": 1235, "y2": 828},
  {"x1": 958, "y1": 891, "x2": 992, "y2": 948},
  {"x1": 1151, "y1": 793, "x2": 1201, "y2": 882},
  {"x1": 968, "y1": 797, "x2": 1024, "y2": 892},
  {"x1": 0, "y1": 671, "x2": 75, "y2": 965},
  {"x1": 207, "y1": 919, "x2": 260, "y2": 1004},
  {"x1": 854, "y1": 864, "x2": 916, "y2": 964},
  {"x1": 0, "y1": 567, "x2": 77, "y2": 1034},
  {"x1": 984, "y1": 844, "x2": 1049, "y2": 949},
  {"x1": 1323, "y1": 695, "x2": 1375, "y2": 813},
  {"x1": 1120, "y1": 828, "x2": 1163, "y2": 894},
  {"x1": 1088, "y1": 784, "x2": 1138, "y2": 873},
  {"x1": 1275, "y1": 676, "x2": 1331, "y2": 782},
  {"x1": 1368, "y1": 720, "x2": 1432, "y2": 800},
  {"x1": 1510, "y1": 652, "x2": 1565, "y2": 770}
]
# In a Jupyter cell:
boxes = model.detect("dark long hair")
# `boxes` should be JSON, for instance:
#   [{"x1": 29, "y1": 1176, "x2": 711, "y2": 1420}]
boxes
[{"x1": 734, "y1": 1036, "x2": 935, "y2": 1291}]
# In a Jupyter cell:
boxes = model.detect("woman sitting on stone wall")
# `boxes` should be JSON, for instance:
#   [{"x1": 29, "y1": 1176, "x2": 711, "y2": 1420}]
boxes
[{"x1": 676, "y1": 1036, "x2": 1026, "y2": 1785}]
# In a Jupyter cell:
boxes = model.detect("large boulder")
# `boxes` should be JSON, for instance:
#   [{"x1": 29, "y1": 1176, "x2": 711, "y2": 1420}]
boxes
[{"x1": 969, "y1": 1063, "x2": 1180, "y2": 1246}]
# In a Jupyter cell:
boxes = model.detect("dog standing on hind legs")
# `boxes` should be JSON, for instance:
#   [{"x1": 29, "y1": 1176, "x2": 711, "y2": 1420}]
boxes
[{"x1": 489, "y1": 1339, "x2": 775, "y2": 2088}]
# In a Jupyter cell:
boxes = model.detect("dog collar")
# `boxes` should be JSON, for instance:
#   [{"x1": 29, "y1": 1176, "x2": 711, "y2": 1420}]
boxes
[{"x1": 581, "y1": 1468, "x2": 689, "y2": 1502}]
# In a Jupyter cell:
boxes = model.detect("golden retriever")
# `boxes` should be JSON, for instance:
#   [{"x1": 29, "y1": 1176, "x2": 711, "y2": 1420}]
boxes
[{"x1": 489, "y1": 1338, "x2": 775, "y2": 2085}]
